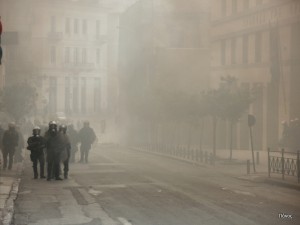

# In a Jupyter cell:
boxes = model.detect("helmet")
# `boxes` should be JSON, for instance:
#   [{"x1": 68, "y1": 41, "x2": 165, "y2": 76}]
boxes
[
  {"x1": 33, "y1": 126, "x2": 41, "y2": 136},
  {"x1": 48, "y1": 121, "x2": 57, "y2": 132},
  {"x1": 59, "y1": 124, "x2": 67, "y2": 134}
]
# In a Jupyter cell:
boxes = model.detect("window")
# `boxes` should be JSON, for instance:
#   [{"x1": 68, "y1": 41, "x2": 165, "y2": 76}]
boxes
[
  {"x1": 96, "y1": 48, "x2": 101, "y2": 64},
  {"x1": 73, "y1": 78, "x2": 78, "y2": 113},
  {"x1": 255, "y1": 32, "x2": 262, "y2": 63},
  {"x1": 81, "y1": 78, "x2": 86, "y2": 114},
  {"x1": 221, "y1": 40, "x2": 226, "y2": 65},
  {"x1": 221, "y1": 0, "x2": 227, "y2": 17},
  {"x1": 51, "y1": 46, "x2": 56, "y2": 64},
  {"x1": 51, "y1": 16, "x2": 56, "y2": 32},
  {"x1": 65, "y1": 47, "x2": 70, "y2": 63},
  {"x1": 65, "y1": 18, "x2": 70, "y2": 34},
  {"x1": 244, "y1": 0, "x2": 249, "y2": 10},
  {"x1": 82, "y1": 48, "x2": 87, "y2": 63},
  {"x1": 65, "y1": 77, "x2": 71, "y2": 114},
  {"x1": 82, "y1": 19, "x2": 87, "y2": 34},
  {"x1": 49, "y1": 77, "x2": 57, "y2": 113},
  {"x1": 242, "y1": 35, "x2": 249, "y2": 63},
  {"x1": 74, "y1": 48, "x2": 79, "y2": 64},
  {"x1": 74, "y1": 19, "x2": 79, "y2": 34},
  {"x1": 232, "y1": 0, "x2": 237, "y2": 14},
  {"x1": 96, "y1": 20, "x2": 100, "y2": 37},
  {"x1": 94, "y1": 78, "x2": 101, "y2": 112},
  {"x1": 231, "y1": 38, "x2": 236, "y2": 64}
]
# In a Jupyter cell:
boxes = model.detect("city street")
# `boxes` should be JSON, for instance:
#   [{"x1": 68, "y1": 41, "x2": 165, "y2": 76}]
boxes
[{"x1": 12, "y1": 145, "x2": 300, "y2": 225}]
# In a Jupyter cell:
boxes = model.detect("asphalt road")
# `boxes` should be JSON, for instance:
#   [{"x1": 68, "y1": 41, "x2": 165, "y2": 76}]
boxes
[
  {"x1": 13, "y1": 145, "x2": 300, "y2": 225},
  {"x1": 72, "y1": 146, "x2": 300, "y2": 225}
]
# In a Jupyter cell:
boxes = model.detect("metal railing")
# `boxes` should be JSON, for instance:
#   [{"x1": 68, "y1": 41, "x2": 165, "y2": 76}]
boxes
[
  {"x1": 133, "y1": 143, "x2": 215, "y2": 165},
  {"x1": 268, "y1": 148, "x2": 300, "y2": 183}
]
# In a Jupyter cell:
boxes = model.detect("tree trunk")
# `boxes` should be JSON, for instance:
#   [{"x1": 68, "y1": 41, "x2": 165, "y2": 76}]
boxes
[
  {"x1": 229, "y1": 120, "x2": 233, "y2": 160},
  {"x1": 212, "y1": 116, "x2": 217, "y2": 158}
]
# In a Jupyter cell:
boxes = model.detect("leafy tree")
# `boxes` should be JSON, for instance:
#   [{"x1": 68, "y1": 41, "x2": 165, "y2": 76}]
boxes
[
  {"x1": 218, "y1": 76, "x2": 256, "y2": 160},
  {"x1": 2, "y1": 82, "x2": 37, "y2": 122}
]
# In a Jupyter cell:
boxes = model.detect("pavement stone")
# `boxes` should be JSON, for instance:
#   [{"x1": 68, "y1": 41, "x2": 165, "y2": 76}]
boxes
[{"x1": 0, "y1": 162, "x2": 23, "y2": 225}]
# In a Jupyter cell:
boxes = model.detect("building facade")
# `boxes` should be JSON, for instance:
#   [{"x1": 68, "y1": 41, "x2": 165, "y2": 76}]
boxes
[
  {"x1": 0, "y1": 0, "x2": 138, "y2": 123},
  {"x1": 211, "y1": 0, "x2": 300, "y2": 150}
]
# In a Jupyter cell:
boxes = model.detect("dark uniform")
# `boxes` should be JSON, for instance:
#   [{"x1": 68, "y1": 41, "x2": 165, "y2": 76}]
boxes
[
  {"x1": 27, "y1": 127, "x2": 46, "y2": 179},
  {"x1": 78, "y1": 121, "x2": 96, "y2": 163},
  {"x1": 2, "y1": 123, "x2": 19, "y2": 170},
  {"x1": 59, "y1": 125, "x2": 71, "y2": 179},
  {"x1": 44, "y1": 121, "x2": 65, "y2": 181}
]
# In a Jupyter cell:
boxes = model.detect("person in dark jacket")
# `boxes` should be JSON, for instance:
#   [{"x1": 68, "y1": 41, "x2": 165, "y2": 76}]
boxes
[
  {"x1": 27, "y1": 126, "x2": 46, "y2": 179},
  {"x1": 2, "y1": 122, "x2": 19, "y2": 170},
  {"x1": 59, "y1": 124, "x2": 71, "y2": 179},
  {"x1": 44, "y1": 121, "x2": 64, "y2": 181},
  {"x1": 78, "y1": 121, "x2": 96, "y2": 163}
]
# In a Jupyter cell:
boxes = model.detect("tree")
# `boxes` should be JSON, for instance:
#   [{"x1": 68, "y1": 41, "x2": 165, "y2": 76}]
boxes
[
  {"x1": 218, "y1": 76, "x2": 256, "y2": 160},
  {"x1": 2, "y1": 82, "x2": 37, "y2": 122}
]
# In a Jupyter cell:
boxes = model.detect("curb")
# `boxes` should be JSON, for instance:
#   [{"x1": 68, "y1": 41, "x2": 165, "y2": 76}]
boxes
[
  {"x1": 1, "y1": 162, "x2": 24, "y2": 225},
  {"x1": 263, "y1": 177, "x2": 300, "y2": 191}
]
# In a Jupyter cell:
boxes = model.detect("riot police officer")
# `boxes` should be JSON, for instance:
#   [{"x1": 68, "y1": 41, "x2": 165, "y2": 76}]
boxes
[
  {"x1": 44, "y1": 121, "x2": 64, "y2": 181},
  {"x1": 59, "y1": 124, "x2": 71, "y2": 179},
  {"x1": 27, "y1": 126, "x2": 46, "y2": 179}
]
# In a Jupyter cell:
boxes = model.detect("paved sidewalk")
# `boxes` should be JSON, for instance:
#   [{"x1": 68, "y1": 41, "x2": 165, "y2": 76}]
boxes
[
  {"x1": 0, "y1": 161, "x2": 23, "y2": 225},
  {"x1": 12, "y1": 158, "x2": 122, "y2": 225},
  {"x1": 130, "y1": 146, "x2": 300, "y2": 190}
]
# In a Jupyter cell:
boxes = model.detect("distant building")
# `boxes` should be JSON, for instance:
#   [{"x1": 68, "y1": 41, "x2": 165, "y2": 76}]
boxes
[
  {"x1": 211, "y1": 0, "x2": 300, "y2": 150},
  {"x1": 0, "y1": 0, "x2": 137, "y2": 122}
]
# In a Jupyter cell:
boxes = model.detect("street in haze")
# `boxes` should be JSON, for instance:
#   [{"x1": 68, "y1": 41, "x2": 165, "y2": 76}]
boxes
[{"x1": 13, "y1": 145, "x2": 300, "y2": 225}]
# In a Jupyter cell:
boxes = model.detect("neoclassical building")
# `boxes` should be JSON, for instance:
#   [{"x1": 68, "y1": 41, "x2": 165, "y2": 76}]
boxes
[
  {"x1": 0, "y1": 0, "x2": 137, "y2": 123},
  {"x1": 211, "y1": 0, "x2": 300, "y2": 150}
]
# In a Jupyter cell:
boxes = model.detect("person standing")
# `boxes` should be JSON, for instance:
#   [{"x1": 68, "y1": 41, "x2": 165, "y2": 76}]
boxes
[
  {"x1": 27, "y1": 126, "x2": 46, "y2": 179},
  {"x1": 59, "y1": 124, "x2": 71, "y2": 179},
  {"x1": 44, "y1": 121, "x2": 64, "y2": 181},
  {"x1": 78, "y1": 121, "x2": 96, "y2": 163},
  {"x1": 2, "y1": 122, "x2": 19, "y2": 170}
]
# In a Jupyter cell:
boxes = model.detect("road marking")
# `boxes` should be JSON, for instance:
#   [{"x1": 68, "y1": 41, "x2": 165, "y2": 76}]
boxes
[{"x1": 118, "y1": 217, "x2": 133, "y2": 225}]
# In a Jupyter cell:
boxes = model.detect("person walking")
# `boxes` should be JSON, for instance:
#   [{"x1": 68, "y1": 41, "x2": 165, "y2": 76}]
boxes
[
  {"x1": 27, "y1": 126, "x2": 46, "y2": 179},
  {"x1": 2, "y1": 122, "x2": 19, "y2": 170},
  {"x1": 59, "y1": 124, "x2": 71, "y2": 179},
  {"x1": 44, "y1": 121, "x2": 64, "y2": 181},
  {"x1": 78, "y1": 121, "x2": 96, "y2": 163}
]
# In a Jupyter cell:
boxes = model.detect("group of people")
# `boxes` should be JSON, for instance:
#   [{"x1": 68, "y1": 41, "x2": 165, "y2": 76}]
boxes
[{"x1": 1, "y1": 120, "x2": 97, "y2": 181}]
